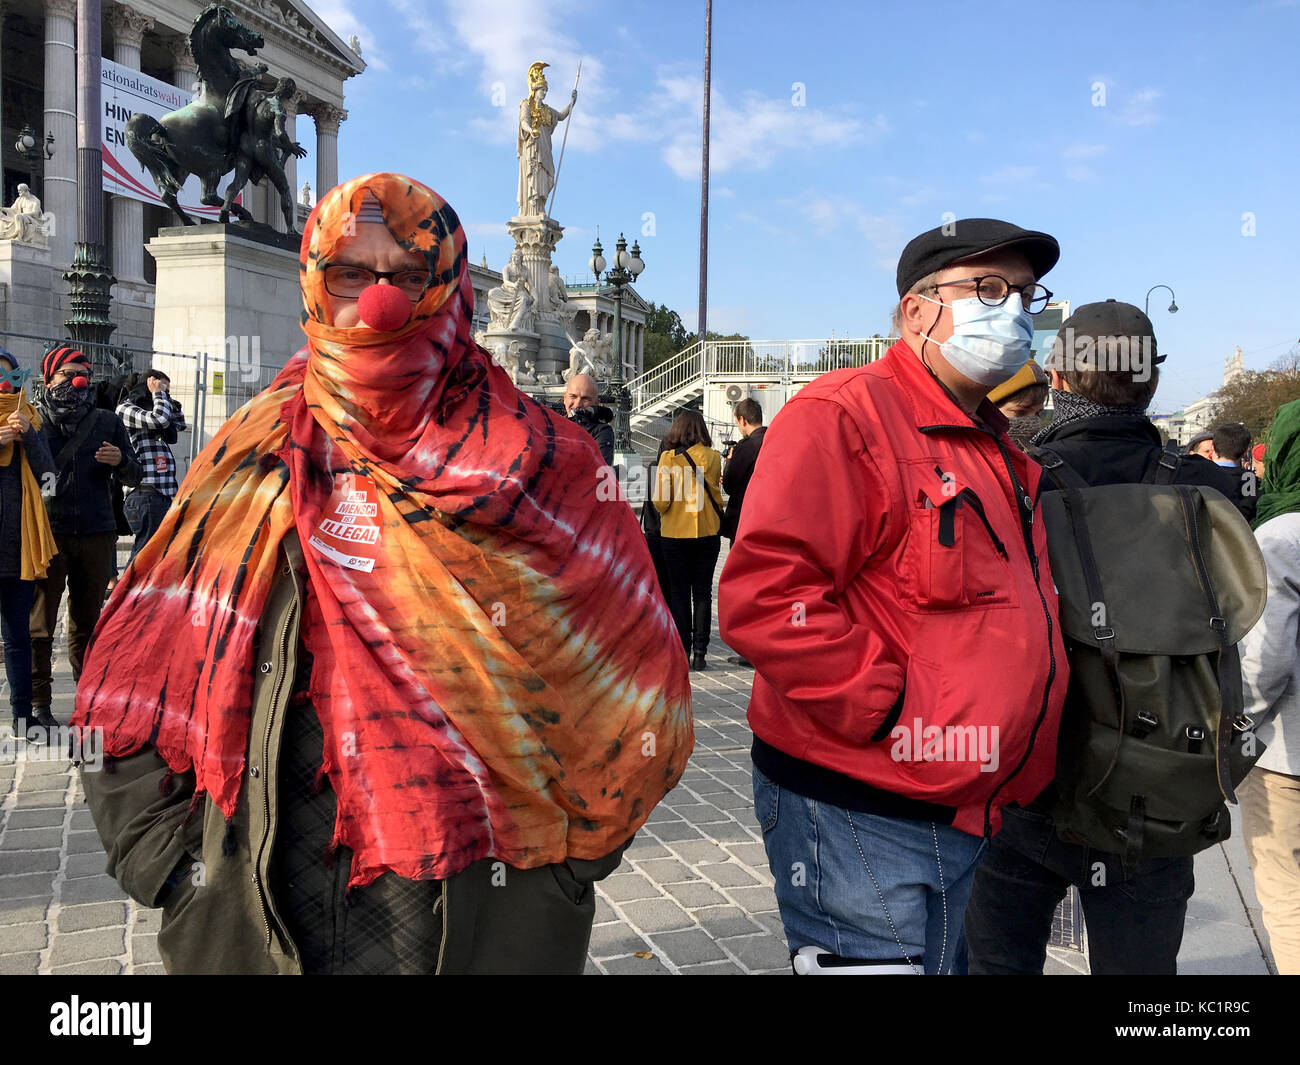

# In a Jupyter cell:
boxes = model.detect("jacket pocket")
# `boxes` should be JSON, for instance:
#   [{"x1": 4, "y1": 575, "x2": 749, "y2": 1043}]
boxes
[
  {"x1": 902, "y1": 468, "x2": 1014, "y2": 609},
  {"x1": 753, "y1": 767, "x2": 780, "y2": 834}
]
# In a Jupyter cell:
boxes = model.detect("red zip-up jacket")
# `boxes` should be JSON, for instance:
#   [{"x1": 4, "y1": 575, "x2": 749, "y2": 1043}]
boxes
[{"x1": 718, "y1": 341, "x2": 1067, "y2": 838}]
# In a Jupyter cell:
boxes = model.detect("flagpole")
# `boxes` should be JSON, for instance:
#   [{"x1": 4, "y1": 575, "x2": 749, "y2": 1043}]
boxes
[
  {"x1": 546, "y1": 59, "x2": 581, "y2": 219},
  {"x1": 698, "y1": 0, "x2": 711, "y2": 343}
]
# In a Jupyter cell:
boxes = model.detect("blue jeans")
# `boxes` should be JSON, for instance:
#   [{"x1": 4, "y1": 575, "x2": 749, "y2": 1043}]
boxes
[
  {"x1": 754, "y1": 765, "x2": 987, "y2": 974},
  {"x1": 124, "y1": 489, "x2": 172, "y2": 562},
  {"x1": 0, "y1": 577, "x2": 35, "y2": 718}
]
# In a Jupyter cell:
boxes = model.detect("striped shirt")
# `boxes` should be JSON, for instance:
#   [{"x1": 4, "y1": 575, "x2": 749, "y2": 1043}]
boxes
[{"x1": 116, "y1": 391, "x2": 186, "y2": 497}]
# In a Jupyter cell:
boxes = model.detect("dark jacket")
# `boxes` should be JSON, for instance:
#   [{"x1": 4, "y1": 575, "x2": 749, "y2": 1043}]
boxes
[
  {"x1": 81, "y1": 532, "x2": 624, "y2": 975},
  {"x1": 36, "y1": 406, "x2": 142, "y2": 536},
  {"x1": 0, "y1": 426, "x2": 55, "y2": 579},
  {"x1": 569, "y1": 405, "x2": 615, "y2": 465},
  {"x1": 720, "y1": 425, "x2": 766, "y2": 540},
  {"x1": 1035, "y1": 414, "x2": 1256, "y2": 521}
]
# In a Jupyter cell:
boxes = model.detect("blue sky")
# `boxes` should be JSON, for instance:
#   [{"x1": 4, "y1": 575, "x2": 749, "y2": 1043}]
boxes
[{"x1": 317, "y1": 0, "x2": 1300, "y2": 412}]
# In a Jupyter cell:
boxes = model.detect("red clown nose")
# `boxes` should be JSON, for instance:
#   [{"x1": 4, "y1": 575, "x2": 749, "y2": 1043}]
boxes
[
  {"x1": 0, "y1": 382, "x2": 12, "y2": 393},
  {"x1": 356, "y1": 283, "x2": 412, "y2": 332},
  {"x1": 72, "y1": 376, "x2": 90, "y2": 389}
]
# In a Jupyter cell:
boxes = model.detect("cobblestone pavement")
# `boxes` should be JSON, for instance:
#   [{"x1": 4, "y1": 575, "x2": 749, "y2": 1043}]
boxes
[{"x1": 0, "y1": 544, "x2": 1276, "y2": 975}]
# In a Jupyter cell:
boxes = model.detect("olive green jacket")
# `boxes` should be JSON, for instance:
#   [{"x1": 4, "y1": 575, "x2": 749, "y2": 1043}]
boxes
[{"x1": 80, "y1": 532, "x2": 624, "y2": 974}]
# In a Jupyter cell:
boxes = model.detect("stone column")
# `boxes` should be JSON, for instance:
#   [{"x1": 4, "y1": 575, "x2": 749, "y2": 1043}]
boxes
[
  {"x1": 107, "y1": 5, "x2": 153, "y2": 281},
  {"x1": 43, "y1": 0, "x2": 78, "y2": 265},
  {"x1": 168, "y1": 36, "x2": 198, "y2": 93},
  {"x1": 0, "y1": 5, "x2": 8, "y2": 165},
  {"x1": 309, "y1": 104, "x2": 346, "y2": 199}
]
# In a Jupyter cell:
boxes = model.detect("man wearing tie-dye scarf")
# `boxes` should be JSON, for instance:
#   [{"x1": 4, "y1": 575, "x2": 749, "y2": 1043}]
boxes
[{"x1": 78, "y1": 173, "x2": 693, "y2": 975}]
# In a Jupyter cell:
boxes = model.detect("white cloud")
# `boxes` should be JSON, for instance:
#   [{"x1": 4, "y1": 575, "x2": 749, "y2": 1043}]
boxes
[
  {"x1": 794, "y1": 195, "x2": 903, "y2": 254},
  {"x1": 1115, "y1": 87, "x2": 1163, "y2": 127},
  {"x1": 981, "y1": 165, "x2": 1040, "y2": 184},
  {"x1": 1063, "y1": 143, "x2": 1108, "y2": 159},
  {"x1": 464, "y1": 221, "x2": 509, "y2": 239},
  {"x1": 389, "y1": 0, "x2": 451, "y2": 56},
  {"x1": 446, "y1": 0, "x2": 607, "y2": 152},
  {"x1": 715, "y1": 186, "x2": 736, "y2": 199},
  {"x1": 1061, "y1": 143, "x2": 1108, "y2": 182},
  {"x1": 654, "y1": 72, "x2": 886, "y2": 180},
  {"x1": 311, "y1": 0, "x2": 390, "y2": 73}
]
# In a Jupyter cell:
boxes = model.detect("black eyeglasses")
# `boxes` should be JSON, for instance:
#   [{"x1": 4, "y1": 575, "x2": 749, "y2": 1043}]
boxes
[
  {"x1": 322, "y1": 264, "x2": 429, "y2": 301},
  {"x1": 930, "y1": 275, "x2": 1053, "y2": 315}
]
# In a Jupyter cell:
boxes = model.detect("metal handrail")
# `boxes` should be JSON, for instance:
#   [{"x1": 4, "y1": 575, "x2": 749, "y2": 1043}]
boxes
[{"x1": 628, "y1": 337, "x2": 895, "y2": 415}]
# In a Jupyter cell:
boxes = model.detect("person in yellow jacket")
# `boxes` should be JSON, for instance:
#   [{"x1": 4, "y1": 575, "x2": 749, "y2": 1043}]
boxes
[
  {"x1": 654, "y1": 410, "x2": 724, "y2": 670},
  {"x1": 0, "y1": 349, "x2": 57, "y2": 743}
]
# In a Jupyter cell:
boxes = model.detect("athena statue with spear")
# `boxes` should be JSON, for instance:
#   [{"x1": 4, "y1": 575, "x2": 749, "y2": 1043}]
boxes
[{"x1": 517, "y1": 61, "x2": 579, "y2": 218}]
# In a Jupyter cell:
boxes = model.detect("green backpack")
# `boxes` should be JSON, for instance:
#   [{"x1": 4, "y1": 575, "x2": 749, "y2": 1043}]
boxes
[{"x1": 1033, "y1": 447, "x2": 1268, "y2": 858}]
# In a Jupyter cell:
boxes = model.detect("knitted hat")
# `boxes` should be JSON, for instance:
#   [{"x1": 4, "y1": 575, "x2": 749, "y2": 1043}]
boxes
[
  {"x1": 42, "y1": 345, "x2": 88, "y2": 381},
  {"x1": 987, "y1": 359, "x2": 1048, "y2": 405}
]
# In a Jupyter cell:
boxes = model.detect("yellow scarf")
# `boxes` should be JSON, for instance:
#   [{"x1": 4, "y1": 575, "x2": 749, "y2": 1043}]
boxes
[{"x1": 0, "y1": 391, "x2": 56, "y2": 581}]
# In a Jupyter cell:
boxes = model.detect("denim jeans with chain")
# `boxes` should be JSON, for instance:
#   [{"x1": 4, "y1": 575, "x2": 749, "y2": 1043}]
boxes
[{"x1": 754, "y1": 764, "x2": 987, "y2": 974}]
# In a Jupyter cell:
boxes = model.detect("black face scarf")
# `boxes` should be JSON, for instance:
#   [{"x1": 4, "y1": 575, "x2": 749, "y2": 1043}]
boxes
[{"x1": 43, "y1": 380, "x2": 95, "y2": 427}]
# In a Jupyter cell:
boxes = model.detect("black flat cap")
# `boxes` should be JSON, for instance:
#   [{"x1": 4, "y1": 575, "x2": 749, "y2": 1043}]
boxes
[
  {"x1": 896, "y1": 218, "x2": 1060, "y2": 296},
  {"x1": 1056, "y1": 298, "x2": 1164, "y2": 365}
]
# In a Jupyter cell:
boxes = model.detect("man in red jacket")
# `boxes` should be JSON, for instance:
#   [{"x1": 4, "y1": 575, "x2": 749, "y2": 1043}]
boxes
[{"x1": 718, "y1": 218, "x2": 1068, "y2": 974}]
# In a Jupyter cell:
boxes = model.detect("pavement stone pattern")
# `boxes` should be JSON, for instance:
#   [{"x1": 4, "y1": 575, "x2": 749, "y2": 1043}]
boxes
[{"x1": 0, "y1": 541, "x2": 1280, "y2": 975}]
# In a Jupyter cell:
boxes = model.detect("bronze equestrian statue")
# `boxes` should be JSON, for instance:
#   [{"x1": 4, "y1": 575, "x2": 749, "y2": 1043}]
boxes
[
  {"x1": 126, "y1": 5, "x2": 306, "y2": 235},
  {"x1": 220, "y1": 77, "x2": 307, "y2": 232}
]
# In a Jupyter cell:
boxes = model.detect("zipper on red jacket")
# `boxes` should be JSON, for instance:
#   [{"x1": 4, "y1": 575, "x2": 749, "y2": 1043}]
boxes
[
  {"x1": 921, "y1": 423, "x2": 1058, "y2": 837},
  {"x1": 980, "y1": 432, "x2": 1057, "y2": 838}
]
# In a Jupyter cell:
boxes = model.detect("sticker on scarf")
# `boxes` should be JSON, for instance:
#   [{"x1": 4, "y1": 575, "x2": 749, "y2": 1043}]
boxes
[
  {"x1": 154, "y1": 455, "x2": 169, "y2": 473},
  {"x1": 309, "y1": 471, "x2": 382, "y2": 572}
]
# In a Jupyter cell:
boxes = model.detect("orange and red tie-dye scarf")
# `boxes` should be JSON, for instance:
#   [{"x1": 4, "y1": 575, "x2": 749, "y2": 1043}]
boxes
[{"x1": 75, "y1": 173, "x2": 692, "y2": 886}]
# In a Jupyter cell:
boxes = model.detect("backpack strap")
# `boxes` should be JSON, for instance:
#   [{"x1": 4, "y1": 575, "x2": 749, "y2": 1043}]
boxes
[
  {"x1": 681, "y1": 449, "x2": 725, "y2": 523},
  {"x1": 1029, "y1": 445, "x2": 1092, "y2": 493},
  {"x1": 1145, "y1": 450, "x2": 1181, "y2": 485},
  {"x1": 1174, "y1": 485, "x2": 1242, "y2": 804},
  {"x1": 1054, "y1": 474, "x2": 1129, "y2": 798},
  {"x1": 54, "y1": 407, "x2": 109, "y2": 469}
]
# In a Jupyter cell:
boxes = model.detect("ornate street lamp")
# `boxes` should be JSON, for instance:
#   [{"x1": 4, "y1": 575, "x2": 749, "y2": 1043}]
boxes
[
  {"x1": 1145, "y1": 284, "x2": 1178, "y2": 316},
  {"x1": 14, "y1": 124, "x2": 55, "y2": 189},
  {"x1": 14, "y1": 124, "x2": 55, "y2": 162},
  {"x1": 590, "y1": 231, "x2": 645, "y2": 454}
]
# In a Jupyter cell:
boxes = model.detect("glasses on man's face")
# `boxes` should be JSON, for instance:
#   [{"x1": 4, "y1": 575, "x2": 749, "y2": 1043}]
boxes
[
  {"x1": 931, "y1": 275, "x2": 1053, "y2": 315},
  {"x1": 322, "y1": 264, "x2": 429, "y2": 301}
]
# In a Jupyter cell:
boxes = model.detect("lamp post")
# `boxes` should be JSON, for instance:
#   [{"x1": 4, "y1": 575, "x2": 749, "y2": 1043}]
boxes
[
  {"x1": 14, "y1": 123, "x2": 55, "y2": 188},
  {"x1": 590, "y1": 232, "x2": 645, "y2": 454},
  {"x1": 63, "y1": 0, "x2": 116, "y2": 347},
  {"x1": 1144, "y1": 284, "x2": 1178, "y2": 317}
]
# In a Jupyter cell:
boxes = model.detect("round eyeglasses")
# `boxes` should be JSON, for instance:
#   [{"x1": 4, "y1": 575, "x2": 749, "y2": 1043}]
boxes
[
  {"x1": 322, "y1": 264, "x2": 429, "y2": 301},
  {"x1": 930, "y1": 275, "x2": 1053, "y2": 314}
]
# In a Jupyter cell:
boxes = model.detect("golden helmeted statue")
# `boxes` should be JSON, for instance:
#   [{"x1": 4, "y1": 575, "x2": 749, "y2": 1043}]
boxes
[{"x1": 516, "y1": 61, "x2": 576, "y2": 217}]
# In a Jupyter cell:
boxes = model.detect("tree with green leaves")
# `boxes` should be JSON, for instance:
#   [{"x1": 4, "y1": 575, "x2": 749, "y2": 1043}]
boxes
[
  {"x1": 642, "y1": 303, "x2": 693, "y2": 372},
  {"x1": 1213, "y1": 349, "x2": 1300, "y2": 439}
]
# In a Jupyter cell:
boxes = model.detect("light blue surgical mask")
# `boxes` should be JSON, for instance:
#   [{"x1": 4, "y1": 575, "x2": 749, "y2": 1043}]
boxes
[{"x1": 918, "y1": 292, "x2": 1035, "y2": 387}]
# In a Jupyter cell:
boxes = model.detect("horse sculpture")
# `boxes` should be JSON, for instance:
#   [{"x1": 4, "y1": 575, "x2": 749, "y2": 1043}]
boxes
[{"x1": 126, "y1": 5, "x2": 301, "y2": 232}]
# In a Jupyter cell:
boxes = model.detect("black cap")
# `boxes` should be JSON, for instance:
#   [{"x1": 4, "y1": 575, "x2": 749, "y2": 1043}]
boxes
[
  {"x1": 895, "y1": 218, "x2": 1060, "y2": 297},
  {"x1": 1054, "y1": 298, "x2": 1164, "y2": 365}
]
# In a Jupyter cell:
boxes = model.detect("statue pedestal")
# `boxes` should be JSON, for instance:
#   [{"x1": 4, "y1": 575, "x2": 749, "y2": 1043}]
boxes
[
  {"x1": 147, "y1": 224, "x2": 303, "y2": 481},
  {"x1": 506, "y1": 214, "x2": 572, "y2": 377}
]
